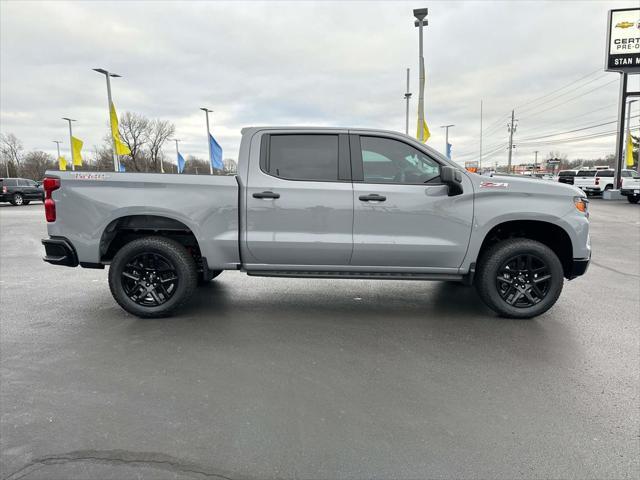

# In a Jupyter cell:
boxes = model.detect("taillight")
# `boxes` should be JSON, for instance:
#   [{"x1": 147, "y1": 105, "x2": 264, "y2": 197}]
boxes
[
  {"x1": 43, "y1": 177, "x2": 60, "y2": 222},
  {"x1": 595, "y1": 177, "x2": 600, "y2": 185},
  {"x1": 1, "y1": 186, "x2": 6, "y2": 193}
]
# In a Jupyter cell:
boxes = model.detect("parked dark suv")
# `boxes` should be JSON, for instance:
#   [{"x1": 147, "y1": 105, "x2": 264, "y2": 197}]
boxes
[
  {"x1": 557, "y1": 170, "x2": 578, "y2": 185},
  {"x1": 0, "y1": 178, "x2": 44, "y2": 206}
]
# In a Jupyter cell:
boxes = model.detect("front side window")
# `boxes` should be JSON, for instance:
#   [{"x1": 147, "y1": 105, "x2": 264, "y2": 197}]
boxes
[
  {"x1": 360, "y1": 136, "x2": 440, "y2": 184},
  {"x1": 267, "y1": 134, "x2": 339, "y2": 181}
]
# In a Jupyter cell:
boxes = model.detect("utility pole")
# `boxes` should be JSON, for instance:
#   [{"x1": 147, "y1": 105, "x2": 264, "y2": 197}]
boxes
[
  {"x1": 62, "y1": 118, "x2": 76, "y2": 171},
  {"x1": 413, "y1": 8, "x2": 428, "y2": 141},
  {"x1": 534, "y1": 150, "x2": 539, "y2": 173},
  {"x1": 440, "y1": 124, "x2": 454, "y2": 159},
  {"x1": 479, "y1": 100, "x2": 483, "y2": 172},
  {"x1": 404, "y1": 68, "x2": 412, "y2": 135},
  {"x1": 200, "y1": 107, "x2": 214, "y2": 174},
  {"x1": 507, "y1": 109, "x2": 517, "y2": 173}
]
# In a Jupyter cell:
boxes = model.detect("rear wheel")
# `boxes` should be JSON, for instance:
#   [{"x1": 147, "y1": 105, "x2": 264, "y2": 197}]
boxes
[
  {"x1": 108, "y1": 236, "x2": 197, "y2": 318},
  {"x1": 10, "y1": 193, "x2": 24, "y2": 206},
  {"x1": 628, "y1": 195, "x2": 639, "y2": 204},
  {"x1": 475, "y1": 238, "x2": 564, "y2": 319}
]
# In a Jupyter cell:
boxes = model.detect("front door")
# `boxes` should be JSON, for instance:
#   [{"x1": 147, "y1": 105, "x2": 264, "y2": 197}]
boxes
[
  {"x1": 350, "y1": 134, "x2": 473, "y2": 270},
  {"x1": 245, "y1": 132, "x2": 354, "y2": 266}
]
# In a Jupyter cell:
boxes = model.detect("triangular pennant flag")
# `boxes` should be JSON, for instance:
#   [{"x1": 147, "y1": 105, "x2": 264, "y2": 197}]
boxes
[
  {"x1": 71, "y1": 136, "x2": 83, "y2": 166},
  {"x1": 110, "y1": 102, "x2": 132, "y2": 156}
]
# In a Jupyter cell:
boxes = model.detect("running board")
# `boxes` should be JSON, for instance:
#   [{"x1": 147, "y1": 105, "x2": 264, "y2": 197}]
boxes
[{"x1": 246, "y1": 271, "x2": 464, "y2": 281}]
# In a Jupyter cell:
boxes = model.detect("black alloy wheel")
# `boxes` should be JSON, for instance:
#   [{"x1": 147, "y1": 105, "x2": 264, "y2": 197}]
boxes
[
  {"x1": 121, "y1": 253, "x2": 179, "y2": 307},
  {"x1": 496, "y1": 254, "x2": 551, "y2": 308}
]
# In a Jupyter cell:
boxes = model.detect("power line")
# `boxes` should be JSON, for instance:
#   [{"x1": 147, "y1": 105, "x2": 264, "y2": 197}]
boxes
[
  {"x1": 517, "y1": 114, "x2": 639, "y2": 142},
  {"x1": 513, "y1": 68, "x2": 602, "y2": 110},
  {"x1": 518, "y1": 78, "x2": 619, "y2": 121}
]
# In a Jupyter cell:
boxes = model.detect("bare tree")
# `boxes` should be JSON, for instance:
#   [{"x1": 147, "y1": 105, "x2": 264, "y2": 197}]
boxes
[
  {"x1": 147, "y1": 119, "x2": 175, "y2": 172},
  {"x1": 0, "y1": 133, "x2": 24, "y2": 177},
  {"x1": 20, "y1": 151, "x2": 56, "y2": 180},
  {"x1": 119, "y1": 112, "x2": 150, "y2": 172}
]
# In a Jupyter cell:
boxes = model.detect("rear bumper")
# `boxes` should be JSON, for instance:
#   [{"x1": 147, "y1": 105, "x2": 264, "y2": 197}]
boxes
[
  {"x1": 568, "y1": 256, "x2": 590, "y2": 279},
  {"x1": 620, "y1": 189, "x2": 640, "y2": 197},
  {"x1": 42, "y1": 237, "x2": 78, "y2": 267}
]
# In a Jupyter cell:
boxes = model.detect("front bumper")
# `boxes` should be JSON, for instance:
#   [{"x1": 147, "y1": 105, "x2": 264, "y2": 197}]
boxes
[{"x1": 42, "y1": 237, "x2": 78, "y2": 267}]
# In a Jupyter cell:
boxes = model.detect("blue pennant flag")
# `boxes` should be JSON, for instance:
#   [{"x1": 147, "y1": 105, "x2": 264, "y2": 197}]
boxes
[
  {"x1": 446, "y1": 142, "x2": 452, "y2": 160},
  {"x1": 177, "y1": 152, "x2": 186, "y2": 174},
  {"x1": 118, "y1": 163, "x2": 126, "y2": 172},
  {"x1": 209, "y1": 134, "x2": 224, "y2": 171}
]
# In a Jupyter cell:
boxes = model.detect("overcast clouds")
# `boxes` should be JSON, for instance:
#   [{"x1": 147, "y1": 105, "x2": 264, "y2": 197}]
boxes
[{"x1": 1, "y1": 0, "x2": 639, "y2": 168}]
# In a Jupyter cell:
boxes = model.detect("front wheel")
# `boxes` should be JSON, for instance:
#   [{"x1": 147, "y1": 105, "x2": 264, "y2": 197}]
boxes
[
  {"x1": 10, "y1": 193, "x2": 24, "y2": 206},
  {"x1": 628, "y1": 195, "x2": 639, "y2": 204},
  {"x1": 108, "y1": 236, "x2": 197, "y2": 318},
  {"x1": 475, "y1": 239, "x2": 564, "y2": 319}
]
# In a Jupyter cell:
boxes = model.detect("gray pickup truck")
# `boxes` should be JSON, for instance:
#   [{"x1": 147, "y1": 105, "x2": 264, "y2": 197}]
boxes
[{"x1": 42, "y1": 127, "x2": 590, "y2": 319}]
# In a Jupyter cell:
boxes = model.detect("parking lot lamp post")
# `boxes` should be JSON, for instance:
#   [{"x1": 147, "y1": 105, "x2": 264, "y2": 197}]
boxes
[
  {"x1": 440, "y1": 124, "x2": 454, "y2": 159},
  {"x1": 404, "y1": 68, "x2": 411, "y2": 135},
  {"x1": 93, "y1": 68, "x2": 122, "y2": 172},
  {"x1": 62, "y1": 118, "x2": 76, "y2": 171},
  {"x1": 200, "y1": 107, "x2": 214, "y2": 175},
  {"x1": 52, "y1": 141, "x2": 62, "y2": 160},
  {"x1": 413, "y1": 8, "x2": 428, "y2": 142}
]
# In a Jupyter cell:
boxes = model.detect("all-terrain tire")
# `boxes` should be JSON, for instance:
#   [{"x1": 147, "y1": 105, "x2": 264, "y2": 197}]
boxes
[
  {"x1": 627, "y1": 196, "x2": 639, "y2": 204},
  {"x1": 475, "y1": 238, "x2": 564, "y2": 319},
  {"x1": 108, "y1": 236, "x2": 198, "y2": 318}
]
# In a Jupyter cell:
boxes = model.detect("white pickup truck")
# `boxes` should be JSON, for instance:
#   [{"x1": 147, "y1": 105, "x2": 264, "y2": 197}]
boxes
[
  {"x1": 621, "y1": 173, "x2": 640, "y2": 203},
  {"x1": 573, "y1": 168, "x2": 636, "y2": 196}
]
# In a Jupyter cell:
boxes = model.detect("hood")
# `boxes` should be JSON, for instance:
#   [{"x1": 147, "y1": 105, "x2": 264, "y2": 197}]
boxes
[{"x1": 467, "y1": 173, "x2": 585, "y2": 197}]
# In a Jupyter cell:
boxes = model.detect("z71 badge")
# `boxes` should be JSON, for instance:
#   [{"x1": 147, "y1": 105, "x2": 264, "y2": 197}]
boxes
[{"x1": 480, "y1": 181, "x2": 509, "y2": 189}]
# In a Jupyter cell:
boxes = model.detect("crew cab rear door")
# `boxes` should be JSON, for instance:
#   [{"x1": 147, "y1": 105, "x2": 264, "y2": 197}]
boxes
[
  {"x1": 349, "y1": 132, "x2": 474, "y2": 270},
  {"x1": 244, "y1": 130, "x2": 353, "y2": 266}
]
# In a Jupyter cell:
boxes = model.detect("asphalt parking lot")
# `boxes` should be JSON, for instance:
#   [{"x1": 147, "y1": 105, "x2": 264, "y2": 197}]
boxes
[{"x1": 1, "y1": 200, "x2": 639, "y2": 480}]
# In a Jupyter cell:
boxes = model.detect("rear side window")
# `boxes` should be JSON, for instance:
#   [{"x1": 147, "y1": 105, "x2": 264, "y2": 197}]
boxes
[
  {"x1": 265, "y1": 134, "x2": 340, "y2": 181},
  {"x1": 597, "y1": 170, "x2": 613, "y2": 177},
  {"x1": 577, "y1": 170, "x2": 596, "y2": 177},
  {"x1": 2, "y1": 179, "x2": 17, "y2": 186}
]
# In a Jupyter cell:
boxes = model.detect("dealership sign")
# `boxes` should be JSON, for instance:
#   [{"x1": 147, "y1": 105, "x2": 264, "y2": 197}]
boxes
[{"x1": 605, "y1": 8, "x2": 640, "y2": 72}]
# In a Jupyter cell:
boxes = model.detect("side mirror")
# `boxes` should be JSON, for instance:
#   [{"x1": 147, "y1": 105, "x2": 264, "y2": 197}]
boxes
[{"x1": 440, "y1": 166, "x2": 464, "y2": 196}]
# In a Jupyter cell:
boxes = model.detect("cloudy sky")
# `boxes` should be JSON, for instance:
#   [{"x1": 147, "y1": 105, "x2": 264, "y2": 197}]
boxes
[{"x1": 1, "y1": 0, "x2": 639, "y2": 169}]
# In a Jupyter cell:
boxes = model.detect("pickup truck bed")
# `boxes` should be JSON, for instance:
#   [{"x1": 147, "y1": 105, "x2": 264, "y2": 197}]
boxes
[{"x1": 42, "y1": 127, "x2": 591, "y2": 319}]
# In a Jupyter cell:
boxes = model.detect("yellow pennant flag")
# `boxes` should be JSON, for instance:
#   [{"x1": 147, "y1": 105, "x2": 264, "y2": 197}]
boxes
[
  {"x1": 58, "y1": 156, "x2": 67, "y2": 171},
  {"x1": 110, "y1": 102, "x2": 131, "y2": 156},
  {"x1": 626, "y1": 132, "x2": 634, "y2": 167},
  {"x1": 71, "y1": 136, "x2": 83, "y2": 166},
  {"x1": 417, "y1": 117, "x2": 431, "y2": 143}
]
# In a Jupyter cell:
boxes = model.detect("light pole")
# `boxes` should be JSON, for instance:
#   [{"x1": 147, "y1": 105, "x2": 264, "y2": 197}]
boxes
[
  {"x1": 170, "y1": 138, "x2": 181, "y2": 173},
  {"x1": 93, "y1": 68, "x2": 122, "y2": 172},
  {"x1": 414, "y1": 8, "x2": 428, "y2": 141},
  {"x1": 200, "y1": 107, "x2": 214, "y2": 174},
  {"x1": 404, "y1": 68, "x2": 412, "y2": 135},
  {"x1": 62, "y1": 118, "x2": 76, "y2": 171},
  {"x1": 440, "y1": 124, "x2": 454, "y2": 158},
  {"x1": 534, "y1": 150, "x2": 539, "y2": 173},
  {"x1": 52, "y1": 140, "x2": 62, "y2": 159},
  {"x1": 626, "y1": 99, "x2": 638, "y2": 174}
]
